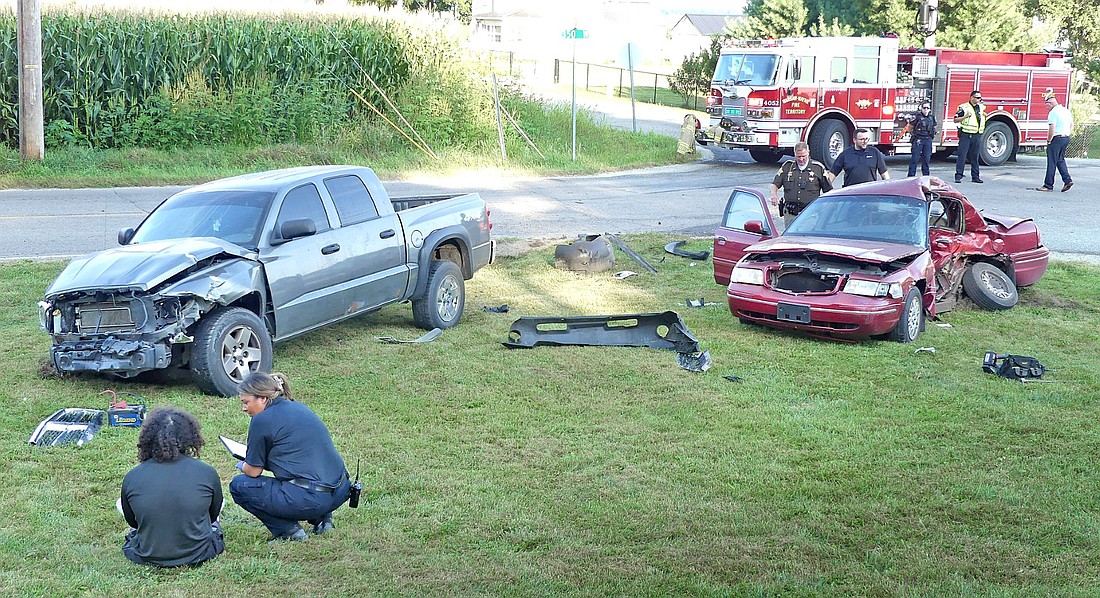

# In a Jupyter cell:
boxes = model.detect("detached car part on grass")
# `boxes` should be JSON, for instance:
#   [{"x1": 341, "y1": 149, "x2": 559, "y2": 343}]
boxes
[
  {"x1": 501, "y1": 311, "x2": 700, "y2": 353},
  {"x1": 40, "y1": 165, "x2": 493, "y2": 397},
  {"x1": 712, "y1": 177, "x2": 1048, "y2": 343},
  {"x1": 28, "y1": 408, "x2": 106, "y2": 447},
  {"x1": 555, "y1": 234, "x2": 616, "y2": 274}
]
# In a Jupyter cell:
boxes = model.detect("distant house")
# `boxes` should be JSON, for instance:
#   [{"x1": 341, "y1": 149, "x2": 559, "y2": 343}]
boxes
[{"x1": 667, "y1": 13, "x2": 741, "y2": 60}]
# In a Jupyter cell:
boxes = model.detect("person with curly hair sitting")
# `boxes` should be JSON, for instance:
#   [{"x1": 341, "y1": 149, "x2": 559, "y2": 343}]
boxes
[
  {"x1": 119, "y1": 406, "x2": 225, "y2": 567},
  {"x1": 230, "y1": 371, "x2": 351, "y2": 543}
]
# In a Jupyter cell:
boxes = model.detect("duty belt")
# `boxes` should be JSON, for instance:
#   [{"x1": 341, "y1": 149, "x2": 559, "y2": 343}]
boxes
[{"x1": 286, "y1": 473, "x2": 345, "y2": 494}]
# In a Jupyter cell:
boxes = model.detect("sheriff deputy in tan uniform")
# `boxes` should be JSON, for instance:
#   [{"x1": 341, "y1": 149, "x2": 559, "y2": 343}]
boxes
[{"x1": 769, "y1": 141, "x2": 832, "y2": 229}]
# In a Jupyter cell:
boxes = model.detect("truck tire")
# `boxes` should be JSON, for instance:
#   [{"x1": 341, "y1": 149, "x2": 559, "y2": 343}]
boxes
[
  {"x1": 979, "y1": 121, "x2": 1013, "y2": 166},
  {"x1": 191, "y1": 307, "x2": 272, "y2": 397},
  {"x1": 809, "y1": 120, "x2": 848, "y2": 170},
  {"x1": 748, "y1": 149, "x2": 783, "y2": 164},
  {"x1": 962, "y1": 262, "x2": 1018, "y2": 310},
  {"x1": 412, "y1": 260, "x2": 465, "y2": 330}
]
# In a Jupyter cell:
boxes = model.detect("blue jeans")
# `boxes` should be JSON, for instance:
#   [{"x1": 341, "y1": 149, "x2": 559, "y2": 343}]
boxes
[
  {"x1": 955, "y1": 132, "x2": 981, "y2": 180},
  {"x1": 230, "y1": 474, "x2": 351, "y2": 536},
  {"x1": 1044, "y1": 135, "x2": 1071, "y2": 188},
  {"x1": 908, "y1": 137, "x2": 932, "y2": 176}
]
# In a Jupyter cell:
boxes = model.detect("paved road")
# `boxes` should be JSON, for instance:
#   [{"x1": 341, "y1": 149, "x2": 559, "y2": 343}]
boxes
[{"x1": 1, "y1": 93, "x2": 1097, "y2": 263}]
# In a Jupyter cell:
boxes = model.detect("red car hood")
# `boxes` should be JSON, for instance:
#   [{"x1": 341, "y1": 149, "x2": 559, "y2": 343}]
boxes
[{"x1": 745, "y1": 235, "x2": 925, "y2": 263}]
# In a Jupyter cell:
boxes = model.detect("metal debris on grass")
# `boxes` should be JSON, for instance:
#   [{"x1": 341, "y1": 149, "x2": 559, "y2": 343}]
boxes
[{"x1": 377, "y1": 328, "x2": 442, "y2": 344}]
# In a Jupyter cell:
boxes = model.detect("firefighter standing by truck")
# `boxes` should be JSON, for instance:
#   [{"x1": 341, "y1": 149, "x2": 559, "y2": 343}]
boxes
[
  {"x1": 769, "y1": 141, "x2": 832, "y2": 229},
  {"x1": 953, "y1": 90, "x2": 987, "y2": 183}
]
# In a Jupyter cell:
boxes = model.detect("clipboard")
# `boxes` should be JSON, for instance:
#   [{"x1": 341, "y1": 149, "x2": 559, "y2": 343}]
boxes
[{"x1": 218, "y1": 435, "x2": 247, "y2": 461}]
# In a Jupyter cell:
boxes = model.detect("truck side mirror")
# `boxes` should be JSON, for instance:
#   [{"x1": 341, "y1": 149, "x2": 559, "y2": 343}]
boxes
[
  {"x1": 274, "y1": 218, "x2": 317, "y2": 244},
  {"x1": 118, "y1": 227, "x2": 135, "y2": 245}
]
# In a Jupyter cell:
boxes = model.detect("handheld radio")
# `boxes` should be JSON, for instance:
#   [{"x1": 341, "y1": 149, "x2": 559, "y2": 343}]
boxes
[{"x1": 348, "y1": 458, "x2": 363, "y2": 508}]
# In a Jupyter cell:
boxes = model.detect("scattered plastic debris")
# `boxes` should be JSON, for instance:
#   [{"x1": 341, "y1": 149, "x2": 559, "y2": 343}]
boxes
[
  {"x1": 676, "y1": 350, "x2": 712, "y2": 372},
  {"x1": 613, "y1": 271, "x2": 638, "y2": 279},
  {"x1": 722, "y1": 375, "x2": 743, "y2": 383},
  {"x1": 502, "y1": 311, "x2": 699, "y2": 352},
  {"x1": 377, "y1": 328, "x2": 442, "y2": 344},
  {"x1": 29, "y1": 408, "x2": 105, "y2": 446},
  {"x1": 555, "y1": 234, "x2": 615, "y2": 273},
  {"x1": 935, "y1": 322, "x2": 953, "y2": 328},
  {"x1": 686, "y1": 298, "x2": 719, "y2": 308},
  {"x1": 915, "y1": 346, "x2": 936, "y2": 354},
  {"x1": 483, "y1": 304, "x2": 510, "y2": 313},
  {"x1": 605, "y1": 233, "x2": 657, "y2": 274},
  {"x1": 664, "y1": 240, "x2": 710, "y2": 261}
]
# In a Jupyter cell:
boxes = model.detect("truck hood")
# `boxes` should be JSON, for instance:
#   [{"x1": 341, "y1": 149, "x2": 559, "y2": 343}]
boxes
[
  {"x1": 747, "y1": 235, "x2": 925, "y2": 263},
  {"x1": 45, "y1": 238, "x2": 252, "y2": 297}
]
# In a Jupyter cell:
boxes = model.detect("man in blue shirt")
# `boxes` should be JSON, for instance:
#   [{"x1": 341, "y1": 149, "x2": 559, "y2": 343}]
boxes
[{"x1": 827, "y1": 128, "x2": 890, "y2": 187}]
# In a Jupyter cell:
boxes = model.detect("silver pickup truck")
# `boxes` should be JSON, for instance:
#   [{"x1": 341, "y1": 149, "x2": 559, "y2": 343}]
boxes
[{"x1": 40, "y1": 165, "x2": 494, "y2": 396}]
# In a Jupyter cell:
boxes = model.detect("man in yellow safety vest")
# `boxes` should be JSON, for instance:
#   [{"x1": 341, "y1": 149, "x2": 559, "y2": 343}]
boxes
[{"x1": 953, "y1": 90, "x2": 987, "y2": 184}]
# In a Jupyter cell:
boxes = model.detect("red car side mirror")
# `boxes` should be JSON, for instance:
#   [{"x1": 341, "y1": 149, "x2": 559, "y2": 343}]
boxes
[{"x1": 744, "y1": 220, "x2": 765, "y2": 234}]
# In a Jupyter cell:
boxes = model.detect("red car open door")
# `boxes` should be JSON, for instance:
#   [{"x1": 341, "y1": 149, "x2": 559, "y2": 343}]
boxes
[{"x1": 713, "y1": 187, "x2": 777, "y2": 286}]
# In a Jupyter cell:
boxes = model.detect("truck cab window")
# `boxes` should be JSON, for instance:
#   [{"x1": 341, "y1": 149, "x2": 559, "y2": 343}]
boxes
[
  {"x1": 796, "y1": 56, "x2": 815, "y2": 84},
  {"x1": 275, "y1": 183, "x2": 331, "y2": 237},
  {"x1": 325, "y1": 175, "x2": 379, "y2": 226},
  {"x1": 830, "y1": 57, "x2": 847, "y2": 83},
  {"x1": 853, "y1": 46, "x2": 881, "y2": 84}
]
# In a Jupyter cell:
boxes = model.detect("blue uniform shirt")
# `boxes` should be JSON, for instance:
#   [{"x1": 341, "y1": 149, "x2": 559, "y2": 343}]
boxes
[{"x1": 245, "y1": 397, "x2": 346, "y2": 486}]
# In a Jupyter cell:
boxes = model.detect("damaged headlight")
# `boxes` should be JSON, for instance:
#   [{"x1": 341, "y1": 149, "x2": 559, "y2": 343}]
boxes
[
  {"x1": 37, "y1": 301, "x2": 53, "y2": 332},
  {"x1": 843, "y1": 279, "x2": 903, "y2": 298},
  {"x1": 730, "y1": 266, "x2": 765, "y2": 286}
]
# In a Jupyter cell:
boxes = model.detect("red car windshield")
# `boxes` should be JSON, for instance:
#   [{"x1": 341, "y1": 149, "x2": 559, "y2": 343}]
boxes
[{"x1": 783, "y1": 194, "x2": 929, "y2": 247}]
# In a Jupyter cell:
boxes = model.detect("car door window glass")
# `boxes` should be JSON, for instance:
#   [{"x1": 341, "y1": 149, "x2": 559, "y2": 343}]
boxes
[
  {"x1": 275, "y1": 183, "x2": 330, "y2": 239},
  {"x1": 723, "y1": 190, "x2": 772, "y2": 236},
  {"x1": 325, "y1": 175, "x2": 379, "y2": 226}
]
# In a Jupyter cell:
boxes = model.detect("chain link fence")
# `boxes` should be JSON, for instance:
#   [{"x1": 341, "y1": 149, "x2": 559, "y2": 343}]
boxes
[{"x1": 1069, "y1": 123, "x2": 1098, "y2": 158}]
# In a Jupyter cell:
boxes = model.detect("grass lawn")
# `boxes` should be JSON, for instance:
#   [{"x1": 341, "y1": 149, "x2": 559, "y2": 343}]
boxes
[{"x1": 3, "y1": 235, "x2": 1099, "y2": 596}]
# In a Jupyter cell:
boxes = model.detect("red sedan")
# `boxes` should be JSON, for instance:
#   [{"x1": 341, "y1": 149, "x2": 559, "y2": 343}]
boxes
[{"x1": 712, "y1": 177, "x2": 1049, "y2": 342}]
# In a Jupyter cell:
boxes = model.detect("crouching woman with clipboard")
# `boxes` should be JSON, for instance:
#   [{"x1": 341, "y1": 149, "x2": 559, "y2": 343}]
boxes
[{"x1": 230, "y1": 372, "x2": 351, "y2": 543}]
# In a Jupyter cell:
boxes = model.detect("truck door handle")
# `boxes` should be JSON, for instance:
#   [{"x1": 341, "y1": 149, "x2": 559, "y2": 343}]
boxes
[
  {"x1": 379, "y1": 229, "x2": 396, "y2": 239},
  {"x1": 321, "y1": 243, "x2": 341, "y2": 255}
]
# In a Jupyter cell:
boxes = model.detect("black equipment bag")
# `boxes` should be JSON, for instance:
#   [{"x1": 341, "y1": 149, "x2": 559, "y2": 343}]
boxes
[{"x1": 982, "y1": 352, "x2": 1045, "y2": 380}]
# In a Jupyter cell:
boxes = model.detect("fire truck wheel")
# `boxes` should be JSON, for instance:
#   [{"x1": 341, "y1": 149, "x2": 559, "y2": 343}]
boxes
[
  {"x1": 978, "y1": 122, "x2": 1014, "y2": 166},
  {"x1": 808, "y1": 119, "x2": 849, "y2": 170},
  {"x1": 748, "y1": 150, "x2": 783, "y2": 164}
]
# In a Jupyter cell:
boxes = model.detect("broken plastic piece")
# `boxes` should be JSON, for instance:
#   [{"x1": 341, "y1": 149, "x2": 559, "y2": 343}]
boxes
[
  {"x1": 554, "y1": 234, "x2": 615, "y2": 274},
  {"x1": 28, "y1": 408, "x2": 105, "y2": 446},
  {"x1": 376, "y1": 328, "x2": 442, "y2": 344},
  {"x1": 676, "y1": 350, "x2": 711, "y2": 372},
  {"x1": 483, "y1": 304, "x2": 510, "y2": 313},
  {"x1": 935, "y1": 322, "x2": 953, "y2": 328},
  {"x1": 664, "y1": 240, "x2": 710, "y2": 261},
  {"x1": 605, "y1": 233, "x2": 657, "y2": 274},
  {"x1": 502, "y1": 311, "x2": 699, "y2": 352},
  {"x1": 723, "y1": 375, "x2": 743, "y2": 383},
  {"x1": 686, "y1": 298, "x2": 719, "y2": 308},
  {"x1": 613, "y1": 271, "x2": 637, "y2": 279},
  {"x1": 915, "y1": 346, "x2": 936, "y2": 354}
]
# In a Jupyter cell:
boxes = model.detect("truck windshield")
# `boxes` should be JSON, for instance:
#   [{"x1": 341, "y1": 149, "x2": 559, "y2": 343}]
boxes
[
  {"x1": 713, "y1": 53, "x2": 779, "y2": 86},
  {"x1": 131, "y1": 190, "x2": 274, "y2": 249}
]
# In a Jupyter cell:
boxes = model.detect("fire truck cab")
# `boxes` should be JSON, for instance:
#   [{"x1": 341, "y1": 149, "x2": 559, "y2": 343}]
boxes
[{"x1": 699, "y1": 36, "x2": 1071, "y2": 169}]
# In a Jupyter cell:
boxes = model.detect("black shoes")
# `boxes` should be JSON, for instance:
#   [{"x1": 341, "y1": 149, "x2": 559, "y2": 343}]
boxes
[
  {"x1": 1036, "y1": 186, "x2": 1053, "y2": 192},
  {"x1": 973, "y1": 178, "x2": 984, "y2": 183},
  {"x1": 1062, "y1": 182, "x2": 1073, "y2": 192},
  {"x1": 311, "y1": 512, "x2": 335, "y2": 535},
  {"x1": 954, "y1": 175, "x2": 963, "y2": 183},
  {"x1": 267, "y1": 524, "x2": 309, "y2": 544}
]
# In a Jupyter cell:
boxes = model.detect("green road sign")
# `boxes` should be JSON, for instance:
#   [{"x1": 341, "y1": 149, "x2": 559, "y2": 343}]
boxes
[{"x1": 562, "y1": 28, "x2": 588, "y2": 39}]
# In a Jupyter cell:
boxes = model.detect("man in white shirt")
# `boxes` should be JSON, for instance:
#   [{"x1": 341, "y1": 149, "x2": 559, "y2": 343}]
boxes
[{"x1": 1036, "y1": 93, "x2": 1073, "y2": 192}]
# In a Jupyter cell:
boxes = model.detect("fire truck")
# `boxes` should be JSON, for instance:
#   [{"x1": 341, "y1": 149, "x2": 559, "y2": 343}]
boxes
[{"x1": 697, "y1": 36, "x2": 1072, "y2": 168}]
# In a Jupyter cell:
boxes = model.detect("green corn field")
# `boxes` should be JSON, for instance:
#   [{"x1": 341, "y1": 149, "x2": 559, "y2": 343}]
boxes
[{"x1": 0, "y1": 10, "x2": 437, "y2": 149}]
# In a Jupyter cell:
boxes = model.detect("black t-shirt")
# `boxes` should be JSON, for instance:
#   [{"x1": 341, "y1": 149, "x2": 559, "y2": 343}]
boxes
[
  {"x1": 245, "y1": 397, "x2": 346, "y2": 486},
  {"x1": 829, "y1": 145, "x2": 887, "y2": 187},
  {"x1": 120, "y1": 456, "x2": 223, "y2": 567}
]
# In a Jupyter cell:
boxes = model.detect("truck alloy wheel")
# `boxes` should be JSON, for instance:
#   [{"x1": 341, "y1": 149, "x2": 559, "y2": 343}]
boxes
[
  {"x1": 413, "y1": 260, "x2": 465, "y2": 330},
  {"x1": 191, "y1": 307, "x2": 273, "y2": 396}
]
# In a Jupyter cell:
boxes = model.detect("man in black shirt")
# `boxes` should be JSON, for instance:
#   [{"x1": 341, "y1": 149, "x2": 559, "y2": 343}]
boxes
[
  {"x1": 827, "y1": 128, "x2": 890, "y2": 187},
  {"x1": 907, "y1": 103, "x2": 937, "y2": 177},
  {"x1": 120, "y1": 407, "x2": 224, "y2": 567}
]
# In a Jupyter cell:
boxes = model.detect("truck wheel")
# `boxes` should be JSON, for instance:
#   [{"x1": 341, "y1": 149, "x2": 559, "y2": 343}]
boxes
[
  {"x1": 962, "y1": 262, "x2": 1018, "y2": 310},
  {"x1": 979, "y1": 121, "x2": 1013, "y2": 166},
  {"x1": 412, "y1": 260, "x2": 465, "y2": 330},
  {"x1": 809, "y1": 120, "x2": 848, "y2": 170},
  {"x1": 748, "y1": 150, "x2": 783, "y2": 164},
  {"x1": 191, "y1": 307, "x2": 272, "y2": 397}
]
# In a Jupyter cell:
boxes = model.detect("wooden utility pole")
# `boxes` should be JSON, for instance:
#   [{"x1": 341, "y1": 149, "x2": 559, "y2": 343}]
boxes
[{"x1": 17, "y1": 0, "x2": 44, "y2": 160}]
